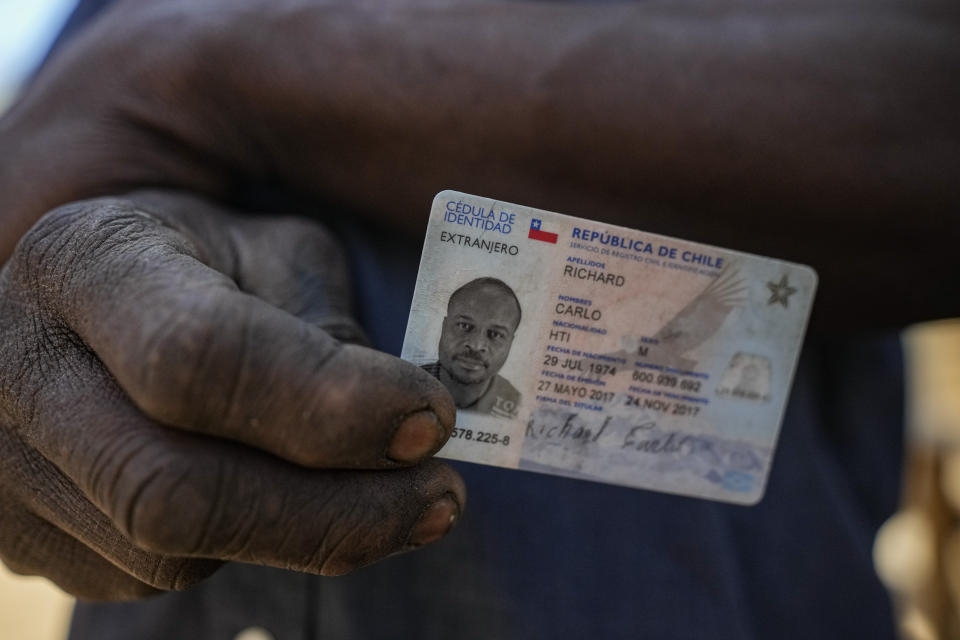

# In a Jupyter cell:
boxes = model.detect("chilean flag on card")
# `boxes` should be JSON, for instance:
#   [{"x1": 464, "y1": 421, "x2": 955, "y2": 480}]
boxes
[{"x1": 528, "y1": 218, "x2": 559, "y2": 243}]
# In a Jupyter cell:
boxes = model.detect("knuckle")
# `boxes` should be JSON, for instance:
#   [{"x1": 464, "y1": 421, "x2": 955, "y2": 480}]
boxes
[
  {"x1": 121, "y1": 451, "x2": 258, "y2": 564},
  {"x1": 127, "y1": 315, "x2": 212, "y2": 424},
  {"x1": 118, "y1": 452, "x2": 216, "y2": 555},
  {"x1": 126, "y1": 294, "x2": 243, "y2": 429},
  {"x1": 8, "y1": 198, "x2": 169, "y2": 301},
  {"x1": 8, "y1": 202, "x2": 92, "y2": 289},
  {"x1": 139, "y1": 557, "x2": 221, "y2": 593}
]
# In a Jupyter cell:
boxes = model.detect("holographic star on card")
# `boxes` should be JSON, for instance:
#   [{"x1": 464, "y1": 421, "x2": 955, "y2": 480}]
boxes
[{"x1": 766, "y1": 275, "x2": 797, "y2": 308}]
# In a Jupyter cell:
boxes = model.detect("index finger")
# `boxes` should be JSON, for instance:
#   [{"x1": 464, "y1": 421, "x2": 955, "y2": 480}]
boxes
[{"x1": 18, "y1": 197, "x2": 454, "y2": 468}]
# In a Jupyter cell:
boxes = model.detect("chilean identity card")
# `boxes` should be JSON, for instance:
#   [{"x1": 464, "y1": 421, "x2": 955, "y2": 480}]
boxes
[{"x1": 401, "y1": 191, "x2": 816, "y2": 504}]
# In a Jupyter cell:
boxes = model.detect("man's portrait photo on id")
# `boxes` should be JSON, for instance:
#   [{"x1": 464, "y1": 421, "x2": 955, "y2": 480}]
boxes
[{"x1": 423, "y1": 277, "x2": 522, "y2": 418}]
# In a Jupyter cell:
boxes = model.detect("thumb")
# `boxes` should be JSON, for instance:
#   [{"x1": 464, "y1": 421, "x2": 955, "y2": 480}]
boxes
[{"x1": 129, "y1": 190, "x2": 368, "y2": 343}]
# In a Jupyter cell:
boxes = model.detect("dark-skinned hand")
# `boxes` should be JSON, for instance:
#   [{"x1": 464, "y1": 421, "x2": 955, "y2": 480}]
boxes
[
  {"x1": 0, "y1": 191, "x2": 464, "y2": 600},
  {"x1": 2, "y1": 0, "x2": 957, "y2": 322}
]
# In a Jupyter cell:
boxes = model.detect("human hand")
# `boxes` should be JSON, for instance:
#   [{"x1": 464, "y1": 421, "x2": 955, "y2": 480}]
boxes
[
  {"x1": 0, "y1": 0, "x2": 447, "y2": 261},
  {"x1": 0, "y1": 191, "x2": 463, "y2": 600},
  {"x1": 4, "y1": 0, "x2": 959, "y2": 326}
]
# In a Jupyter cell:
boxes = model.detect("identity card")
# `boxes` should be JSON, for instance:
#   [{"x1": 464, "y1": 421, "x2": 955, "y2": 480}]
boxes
[{"x1": 401, "y1": 191, "x2": 816, "y2": 504}]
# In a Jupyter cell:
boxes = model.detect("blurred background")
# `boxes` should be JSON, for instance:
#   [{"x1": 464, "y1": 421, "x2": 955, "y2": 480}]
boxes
[
  {"x1": 0, "y1": 0, "x2": 76, "y2": 111},
  {"x1": 1, "y1": 4, "x2": 81, "y2": 638}
]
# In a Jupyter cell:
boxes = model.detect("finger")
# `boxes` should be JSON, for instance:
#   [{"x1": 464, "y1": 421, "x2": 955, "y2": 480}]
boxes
[
  {"x1": 0, "y1": 425, "x2": 220, "y2": 596},
  {"x1": 130, "y1": 190, "x2": 368, "y2": 343},
  {"x1": 24, "y1": 363, "x2": 465, "y2": 576},
  {"x1": 229, "y1": 215, "x2": 369, "y2": 344},
  {"x1": 17, "y1": 198, "x2": 453, "y2": 468},
  {"x1": 0, "y1": 506, "x2": 160, "y2": 601}
]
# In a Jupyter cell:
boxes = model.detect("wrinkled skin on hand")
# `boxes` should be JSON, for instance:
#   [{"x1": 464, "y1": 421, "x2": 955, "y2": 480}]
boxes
[
  {"x1": 0, "y1": 0, "x2": 441, "y2": 261},
  {"x1": 0, "y1": 191, "x2": 464, "y2": 600}
]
